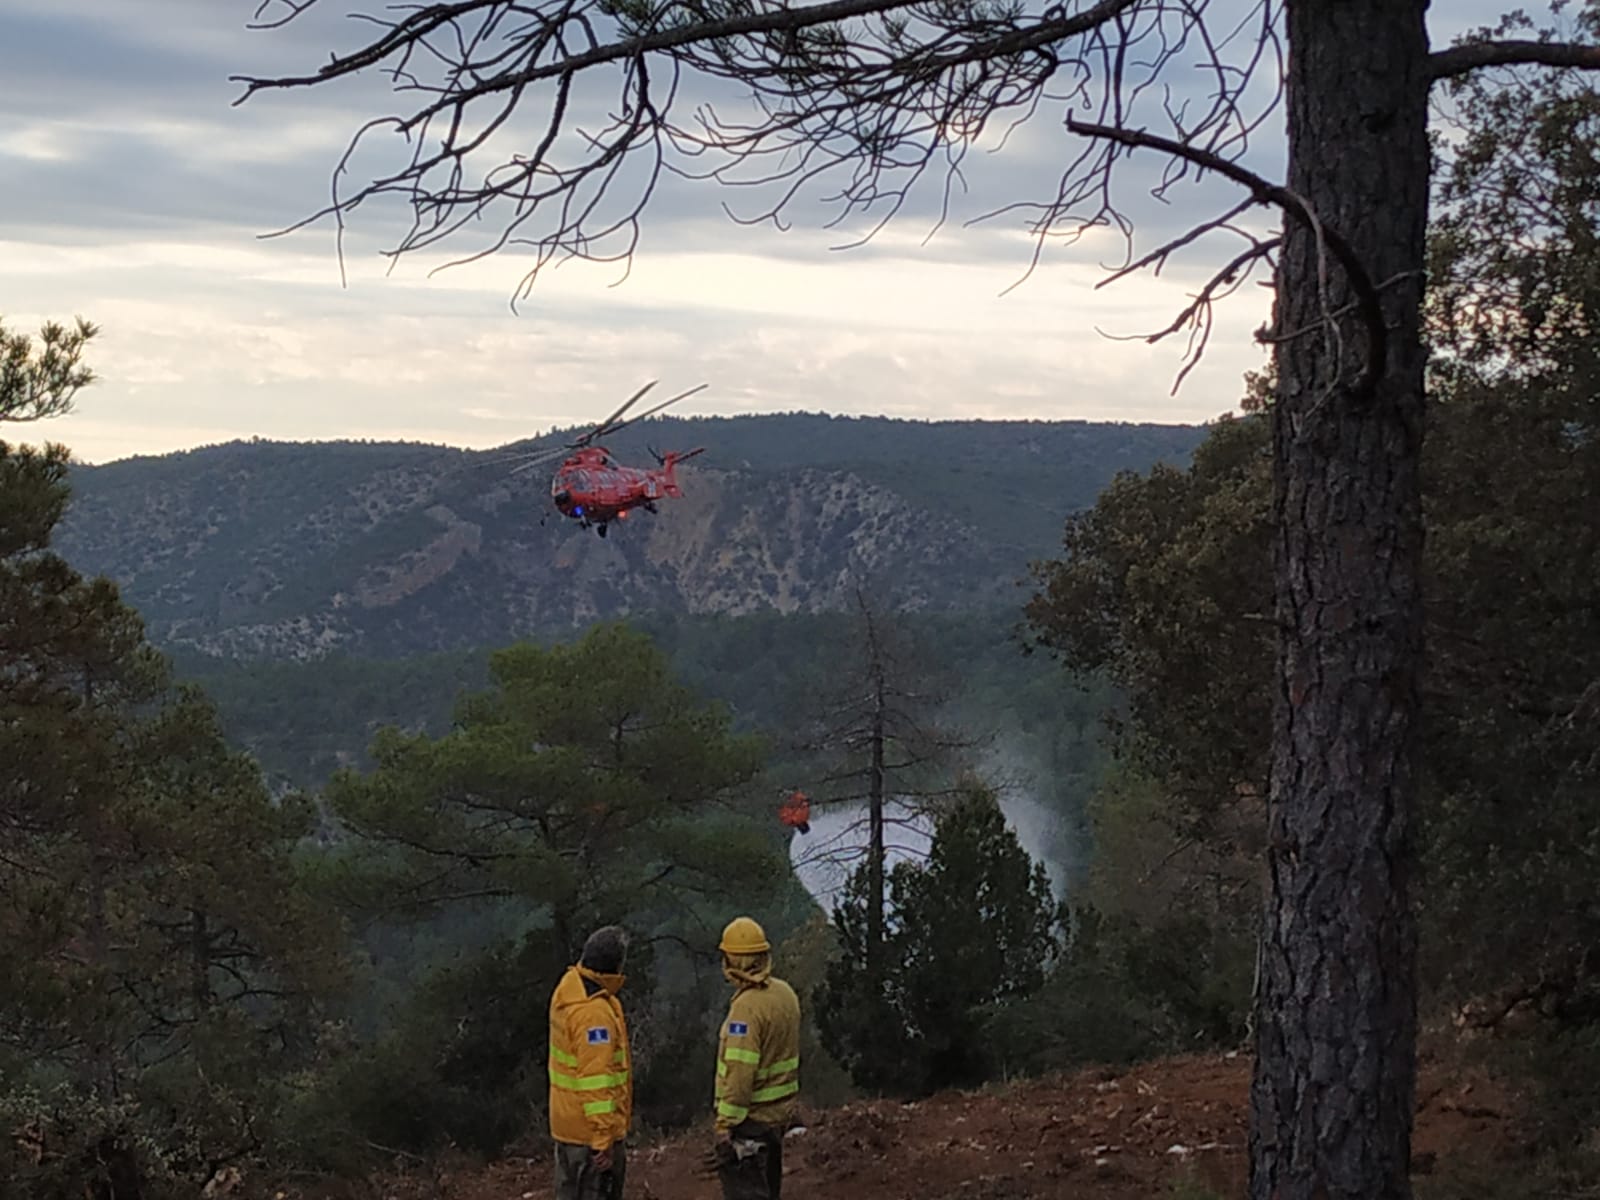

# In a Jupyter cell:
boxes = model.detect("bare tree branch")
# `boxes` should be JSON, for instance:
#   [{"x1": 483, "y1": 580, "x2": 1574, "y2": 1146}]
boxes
[
  {"x1": 1066, "y1": 114, "x2": 1386, "y2": 399},
  {"x1": 235, "y1": 0, "x2": 1145, "y2": 102},
  {"x1": 1097, "y1": 233, "x2": 1280, "y2": 391},
  {"x1": 1428, "y1": 39, "x2": 1600, "y2": 83},
  {"x1": 237, "y1": 0, "x2": 1284, "y2": 380}
]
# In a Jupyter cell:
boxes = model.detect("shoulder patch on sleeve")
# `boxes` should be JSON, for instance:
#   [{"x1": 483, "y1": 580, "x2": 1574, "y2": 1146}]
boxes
[
  {"x1": 728, "y1": 1020, "x2": 749, "y2": 1036},
  {"x1": 586, "y1": 1026, "x2": 611, "y2": 1044}
]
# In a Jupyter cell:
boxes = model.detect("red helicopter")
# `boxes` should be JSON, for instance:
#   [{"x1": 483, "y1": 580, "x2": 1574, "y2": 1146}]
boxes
[{"x1": 507, "y1": 381, "x2": 709, "y2": 538}]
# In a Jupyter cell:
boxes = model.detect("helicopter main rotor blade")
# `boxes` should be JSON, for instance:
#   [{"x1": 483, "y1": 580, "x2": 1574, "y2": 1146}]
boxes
[
  {"x1": 475, "y1": 381, "x2": 659, "y2": 470},
  {"x1": 598, "y1": 383, "x2": 709, "y2": 438},
  {"x1": 477, "y1": 443, "x2": 566, "y2": 468},
  {"x1": 473, "y1": 379, "x2": 700, "y2": 481},
  {"x1": 505, "y1": 444, "x2": 580, "y2": 473},
  {"x1": 508, "y1": 455, "x2": 562, "y2": 476},
  {"x1": 582, "y1": 380, "x2": 658, "y2": 445}
]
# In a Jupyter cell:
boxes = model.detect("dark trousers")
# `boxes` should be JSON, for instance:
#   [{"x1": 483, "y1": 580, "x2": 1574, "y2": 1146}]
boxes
[
  {"x1": 718, "y1": 1121, "x2": 784, "y2": 1200},
  {"x1": 554, "y1": 1139, "x2": 626, "y2": 1200}
]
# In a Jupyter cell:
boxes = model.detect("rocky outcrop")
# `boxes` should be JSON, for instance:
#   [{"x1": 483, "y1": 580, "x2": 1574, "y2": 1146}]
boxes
[{"x1": 56, "y1": 416, "x2": 1203, "y2": 659}]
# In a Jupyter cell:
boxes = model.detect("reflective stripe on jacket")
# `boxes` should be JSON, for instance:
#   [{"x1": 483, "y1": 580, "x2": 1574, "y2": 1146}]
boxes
[
  {"x1": 548, "y1": 964, "x2": 631, "y2": 1149},
  {"x1": 714, "y1": 974, "x2": 801, "y2": 1131}
]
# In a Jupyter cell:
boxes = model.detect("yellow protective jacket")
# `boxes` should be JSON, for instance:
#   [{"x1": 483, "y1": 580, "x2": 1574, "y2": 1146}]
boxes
[
  {"x1": 714, "y1": 956, "x2": 801, "y2": 1132},
  {"x1": 548, "y1": 964, "x2": 631, "y2": 1149}
]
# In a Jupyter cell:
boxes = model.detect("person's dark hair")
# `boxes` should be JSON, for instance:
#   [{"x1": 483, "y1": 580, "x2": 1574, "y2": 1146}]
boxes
[{"x1": 580, "y1": 925, "x2": 629, "y2": 973}]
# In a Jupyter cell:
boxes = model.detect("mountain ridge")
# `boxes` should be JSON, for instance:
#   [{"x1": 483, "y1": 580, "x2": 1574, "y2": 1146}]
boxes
[{"x1": 55, "y1": 413, "x2": 1208, "y2": 659}]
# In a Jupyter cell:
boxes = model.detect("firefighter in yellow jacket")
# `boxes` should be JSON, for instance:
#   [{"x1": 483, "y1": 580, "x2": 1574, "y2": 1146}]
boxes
[
  {"x1": 710, "y1": 916, "x2": 800, "y2": 1200},
  {"x1": 549, "y1": 926, "x2": 631, "y2": 1200}
]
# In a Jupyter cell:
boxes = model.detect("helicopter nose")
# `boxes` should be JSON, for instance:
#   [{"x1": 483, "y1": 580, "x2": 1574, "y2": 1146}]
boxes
[{"x1": 553, "y1": 490, "x2": 572, "y2": 507}]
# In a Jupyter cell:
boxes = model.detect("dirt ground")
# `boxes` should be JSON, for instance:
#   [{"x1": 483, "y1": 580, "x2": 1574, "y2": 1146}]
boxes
[{"x1": 329, "y1": 1051, "x2": 1519, "y2": 1200}]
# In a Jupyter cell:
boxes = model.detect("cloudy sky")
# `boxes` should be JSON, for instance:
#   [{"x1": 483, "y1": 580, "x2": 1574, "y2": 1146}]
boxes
[{"x1": 3, "y1": 0, "x2": 1511, "y2": 463}]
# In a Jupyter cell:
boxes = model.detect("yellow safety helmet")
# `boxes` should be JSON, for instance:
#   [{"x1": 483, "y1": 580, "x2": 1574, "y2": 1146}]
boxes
[{"x1": 719, "y1": 916, "x2": 770, "y2": 955}]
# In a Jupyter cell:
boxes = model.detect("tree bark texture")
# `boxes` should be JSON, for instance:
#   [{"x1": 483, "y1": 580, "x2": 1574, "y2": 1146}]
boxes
[{"x1": 1251, "y1": 3, "x2": 1429, "y2": 1198}]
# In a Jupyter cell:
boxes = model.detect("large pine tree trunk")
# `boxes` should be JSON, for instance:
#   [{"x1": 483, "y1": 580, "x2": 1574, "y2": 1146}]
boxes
[{"x1": 1250, "y1": 3, "x2": 1430, "y2": 1198}]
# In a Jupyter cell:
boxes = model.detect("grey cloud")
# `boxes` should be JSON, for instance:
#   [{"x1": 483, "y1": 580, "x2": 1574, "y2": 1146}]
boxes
[
  {"x1": 1, "y1": 135, "x2": 297, "y2": 238},
  {"x1": 1, "y1": 12, "x2": 216, "y2": 118},
  {"x1": 1, "y1": 114, "x2": 1273, "y2": 310},
  {"x1": 1, "y1": 0, "x2": 1304, "y2": 287}
]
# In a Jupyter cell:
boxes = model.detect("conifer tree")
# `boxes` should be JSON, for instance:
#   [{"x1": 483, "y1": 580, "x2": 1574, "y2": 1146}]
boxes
[
  {"x1": 321, "y1": 621, "x2": 775, "y2": 952},
  {"x1": 305, "y1": 621, "x2": 780, "y2": 1154},
  {"x1": 1, "y1": 317, "x2": 344, "y2": 1193},
  {"x1": 817, "y1": 782, "x2": 1060, "y2": 1094}
]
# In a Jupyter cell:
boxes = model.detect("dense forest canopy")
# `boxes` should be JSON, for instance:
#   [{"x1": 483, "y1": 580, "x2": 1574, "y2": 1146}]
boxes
[{"x1": 1027, "y1": 38, "x2": 1600, "y2": 1188}]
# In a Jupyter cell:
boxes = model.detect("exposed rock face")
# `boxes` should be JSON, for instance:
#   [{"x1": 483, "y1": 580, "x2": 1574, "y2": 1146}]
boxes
[{"x1": 56, "y1": 415, "x2": 1204, "y2": 658}]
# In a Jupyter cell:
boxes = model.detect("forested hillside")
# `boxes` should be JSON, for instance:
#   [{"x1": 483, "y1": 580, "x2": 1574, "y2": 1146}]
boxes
[
  {"x1": 54, "y1": 415, "x2": 1203, "y2": 658},
  {"x1": 173, "y1": 611, "x2": 1106, "y2": 795},
  {"x1": 9, "y1": 3, "x2": 1600, "y2": 1197}
]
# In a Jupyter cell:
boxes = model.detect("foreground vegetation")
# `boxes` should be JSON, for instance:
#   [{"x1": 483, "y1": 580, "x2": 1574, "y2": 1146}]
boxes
[
  {"x1": 1027, "y1": 45, "x2": 1600, "y2": 1183},
  {"x1": 3, "y1": 29, "x2": 1599, "y2": 1200}
]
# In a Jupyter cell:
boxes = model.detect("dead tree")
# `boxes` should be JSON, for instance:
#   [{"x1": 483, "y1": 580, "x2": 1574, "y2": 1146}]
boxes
[
  {"x1": 235, "y1": 4, "x2": 1600, "y2": 1195},
  {"x1": 790, "y1": 585, "x2": 981, "y2": 973}
]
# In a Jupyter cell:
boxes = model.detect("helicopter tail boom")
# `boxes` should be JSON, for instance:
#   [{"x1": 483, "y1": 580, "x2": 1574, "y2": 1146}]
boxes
[{"x1": 658, "y1": 447, "x2": 705, "y2": 497}]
